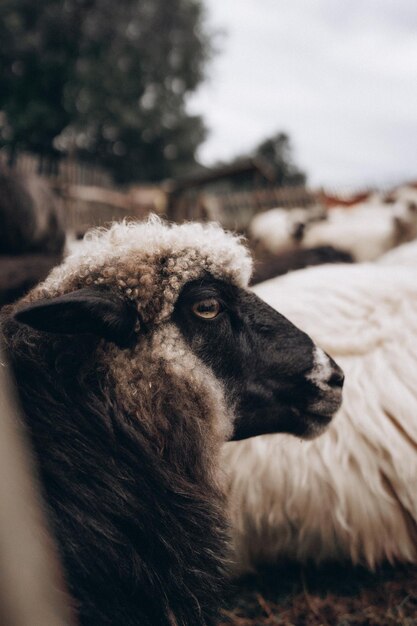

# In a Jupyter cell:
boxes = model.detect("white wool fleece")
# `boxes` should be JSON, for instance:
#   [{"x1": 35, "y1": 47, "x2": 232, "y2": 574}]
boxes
[{"x1": 224, "y1": 254, "x2": 417, "y2": 572}]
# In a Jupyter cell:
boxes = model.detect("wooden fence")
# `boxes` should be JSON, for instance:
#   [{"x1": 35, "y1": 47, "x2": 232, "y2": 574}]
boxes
[
  {"x1": 0, "y1": 149, "x2": 113, "y2": 188},
  {"x1": 0, "y1": 149, "x2": 168, "y2": 234},
  {"x1": 5, "y1": 149, "x2": 373, "y2": 234},
  {"x1": 62, "y1": 184, "x2": 167, "y2": 234},
  {"x1": 169, "y1": 185, "x2": 317, "y2": 231},
  {"x1": 64, "y1": 183, "x2": 316, "y2": 236}
]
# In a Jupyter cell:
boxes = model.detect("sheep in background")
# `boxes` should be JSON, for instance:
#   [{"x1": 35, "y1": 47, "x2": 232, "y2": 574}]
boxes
[
  {"x1": 248, "y1": 206, "x2": 351, "y2": 284},
  {"x1": 378, "y1": 238, "x2": 417, "y2": 267},
  {"x1": 249, "y1": 206, "x2": 325, "y2": 255},
  {"x1": 224, "y1": 247, "x2": 417, "y2": 574},
  {"x1": 0, "y1": 167, "x2": 65, "y2": 305},
  {"x1": 384, "y1": 184, "x2": 417, "y2": 206},
  {"x1": 1, "y1": 218, "x2": 343, "y2": 625},
  {"x1": 302, "y1": 200, "x2": 417, "y2": 262},
  {"x1": 0, "y1": 167, "x2": 65, "y2": 255},
  {"x1": 0, "y1": 254, "x2": 64, "y2": 307},
  {"x1": 250, "y1": 245, "x2": 353, "y2": 285}
]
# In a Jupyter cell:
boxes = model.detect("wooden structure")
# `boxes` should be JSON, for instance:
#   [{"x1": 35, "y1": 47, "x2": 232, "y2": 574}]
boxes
[
  {"x1": 61, "y1": 184, "x2": 167, "y2": 235},
  {"x1": 1, "y1": 149, "x2": 318, "y2": 233},
  {"x1": 165, "y1": 158, "x2": 315, "y2": 230},
  {"x1": 0, "y1": 149, "x2": 112, "y2": 188}
]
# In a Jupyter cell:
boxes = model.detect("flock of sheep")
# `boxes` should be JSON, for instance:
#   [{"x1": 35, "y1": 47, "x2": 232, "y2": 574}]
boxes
[
  {"x1": 229, "y1": 188, "x2": 417, "y2": 572},
  {"x1": 1, "y1": 165, "x2": 417, "y2": 625},
  {"x1": 249, "y1": 189, "x2": 417, "y2": 282}
]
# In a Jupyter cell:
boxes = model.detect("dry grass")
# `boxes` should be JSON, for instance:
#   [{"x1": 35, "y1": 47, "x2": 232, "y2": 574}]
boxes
[{"x1": 219, "y1": 563, "x2": 417, "y2": 626}]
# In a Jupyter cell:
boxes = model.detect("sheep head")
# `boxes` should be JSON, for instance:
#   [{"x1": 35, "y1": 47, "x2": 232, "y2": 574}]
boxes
[{"x1": 13, "y1": 217, "x2": 343, "y2": 448}]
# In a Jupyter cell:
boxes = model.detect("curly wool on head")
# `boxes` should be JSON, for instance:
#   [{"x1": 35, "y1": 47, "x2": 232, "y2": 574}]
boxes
[
  {"x1": 224, "y1": 244, "x2": 417, "y2": 573},
  {"x1": 34, "y1": 217, "x2": 253, "y2": 451},
  {"x1": 41, "y1": 216, "x2": 252, "y2": 318}
]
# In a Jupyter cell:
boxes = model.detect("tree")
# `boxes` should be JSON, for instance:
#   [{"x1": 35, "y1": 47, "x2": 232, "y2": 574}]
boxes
[
  {"x1": 0, "y1": 0, "x2": 212, "y2": 182},
  {"x1": 219, "y1": 132, "x2": 306, "y2": 190},
  {"x1": 254, "y1": 132, "x2": 306, "y2": 186}
]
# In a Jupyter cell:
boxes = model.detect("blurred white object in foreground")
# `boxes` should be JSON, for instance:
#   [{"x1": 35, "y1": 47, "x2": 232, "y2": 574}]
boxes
[{"x1": 0, "y1": 342, "x2": 76, "y2": 625}]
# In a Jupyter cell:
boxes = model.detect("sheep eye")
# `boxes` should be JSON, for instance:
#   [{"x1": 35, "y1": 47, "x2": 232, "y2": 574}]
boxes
[{"x1": 192, "y1": 298, "x2": 221, "y2": 320}]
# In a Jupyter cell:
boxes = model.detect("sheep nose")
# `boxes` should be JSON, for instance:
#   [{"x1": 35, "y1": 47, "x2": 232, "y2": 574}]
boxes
[
  {"x1": 307, "y1": 348, "x2": 344, "y2": 391},
  {"x1": 327, "y1": 359, "x2": 344, "y2": 389}
]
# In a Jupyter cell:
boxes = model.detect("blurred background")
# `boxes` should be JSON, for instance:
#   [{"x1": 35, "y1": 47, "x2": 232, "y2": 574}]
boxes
[
  {"x1": 1, "y1": 2, "x2": 417, "y2": 624},
  {"x1": 1, "y1": 0, "x2": 416, "y2": 235},
  {"x1": 1, "y1": 0, "x2": 417, "y2": 298}
]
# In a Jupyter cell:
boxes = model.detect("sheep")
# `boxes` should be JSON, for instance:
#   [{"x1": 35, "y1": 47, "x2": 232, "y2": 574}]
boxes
[
  {"x1": 0, "y1": 253, "x2": 63, "y2": 307},
  {"x1": 250, "y1": 245, "x2": 353, "y2": 285},
  {"x1": 0, "y1": 218, "x2": 343, "y2": 626},
  {"x1": 248, "y1": 207, "x2": 351, "y2": 283},
  {"x1": 249, "y1": 206, "x2": 325, "y2": 256},
  {"x1": 384, "y1": 184, "x2": 417, "y2": 206},
  {"x1": 0, "y1": 167, "x2": 66, "y2": 305},
  {"x1": 223, "y1": 250, "x2": 417, "y2": 574},
  {"x1": 378, "y1": 238, "x2": 417, "y2": 267},
  {"x1": 302, "y1": 201, "x2": 417, "y2": 262},
  {"x1": 0, "y1": 167, "x2": 65, "y2": 255}
]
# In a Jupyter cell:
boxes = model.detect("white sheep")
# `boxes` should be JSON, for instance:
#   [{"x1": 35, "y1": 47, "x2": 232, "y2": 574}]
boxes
[
  {"x1": 224, "y1": 245, "x2": 417, "y2": 573},
  {"x1": 302, "y1": 201, "x2": 417, "y2": 261},
  {"x1": 378, "y1": 238, "x2": 417, "y2": 267},
  {"x1": 249, "y1": 207, "x2": 324, "y2": 254},
  {"x1": 249, "y1": 208, "x2": 297, "y2": 254},
  {"x1": 386, "y1": 184, "x2": 417, "y2": 206}
]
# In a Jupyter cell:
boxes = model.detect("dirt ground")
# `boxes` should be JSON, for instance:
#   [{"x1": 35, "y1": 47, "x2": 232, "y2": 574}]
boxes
[{"x1": 219, "y1": 563, "x2": 417, "y2": 626}]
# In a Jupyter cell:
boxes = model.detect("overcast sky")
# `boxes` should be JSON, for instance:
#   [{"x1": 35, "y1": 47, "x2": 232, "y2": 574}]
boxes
[{"x1": 187, "y1": 0, "x2": 417, "y2": 187}]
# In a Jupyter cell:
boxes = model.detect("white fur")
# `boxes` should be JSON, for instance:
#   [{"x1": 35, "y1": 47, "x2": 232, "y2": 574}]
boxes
[
  {"x1": 249, "y1": 209, "x2": 295, "y2": 254},
  {"x1": 388, "y1": 185, "x2": 417, "y2": 205},
  {"x1": 307, "y1": 347, "x2": 334, "y2": 391},
  {"x1": 249, "y1": 208, "x2": 317, "y2": 254},
  {"x1": 302, "y1": 201, "x2": 417, "y2": 262},
  {"x1": 223, "y1": 250, "x2": 417, "y2": 572},
  {"x1": 378, "y1": 238, "x2": 417, "y2": 267},
  {"x1": 302, "y1": 204, "x2": 393, "y2": 262}
]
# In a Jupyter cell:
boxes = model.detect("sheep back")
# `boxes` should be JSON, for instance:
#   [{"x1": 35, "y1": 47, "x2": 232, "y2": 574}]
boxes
[{"x1": 224, "y1": 259, "x2": 417, "y2": 572}]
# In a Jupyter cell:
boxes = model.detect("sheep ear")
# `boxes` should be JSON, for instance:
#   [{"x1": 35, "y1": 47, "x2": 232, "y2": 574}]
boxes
[{"x1": 14, "y1": 286, "x2": 137, "y2": 348}]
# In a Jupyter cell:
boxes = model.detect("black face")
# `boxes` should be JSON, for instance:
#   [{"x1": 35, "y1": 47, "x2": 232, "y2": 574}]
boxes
[
  {"x1": 13, "y1": 277, "x2": 344, "y2": 443},
  {"x1": 173, "y1": 276, "x2": 344, "y2": 441}
]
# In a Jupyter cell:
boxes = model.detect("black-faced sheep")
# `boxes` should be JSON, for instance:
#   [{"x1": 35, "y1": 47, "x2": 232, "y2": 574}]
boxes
[
  {"x1": 0, "y1": 218, "x2": 343, "y2": 626},
  {"x1": 0, "y1": 167, "x2": 65, "y2": 305},
  {"x1": 223, "y1": 245, "x2": 417, "y2": 573}
]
